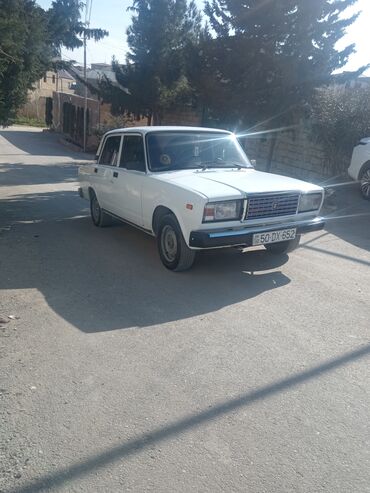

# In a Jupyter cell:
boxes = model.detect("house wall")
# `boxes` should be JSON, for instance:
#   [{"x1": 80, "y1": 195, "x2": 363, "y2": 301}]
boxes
[
  {"x1": 30, "y1": 71, "x2": 75, "y2": 100},
  {"x1": 19, "y1": 72, "x2": 76, "y2": 122}
]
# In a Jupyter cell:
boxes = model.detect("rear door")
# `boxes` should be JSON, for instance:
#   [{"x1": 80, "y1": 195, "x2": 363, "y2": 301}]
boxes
[
  {"x1": 109, "y1": 133, "x2": 146, "y2": 226},
  {"x1": 96, "y1": 134, "x2": 122, "y2": 211}
]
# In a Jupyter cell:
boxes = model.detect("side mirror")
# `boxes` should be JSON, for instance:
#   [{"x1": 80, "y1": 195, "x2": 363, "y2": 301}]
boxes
[
  {"x1": 95, "y1": 155, "x2": 99, "y2": 161},
  {"x1": 250, "y1": 159, "x2": 256, "y2": 167}
]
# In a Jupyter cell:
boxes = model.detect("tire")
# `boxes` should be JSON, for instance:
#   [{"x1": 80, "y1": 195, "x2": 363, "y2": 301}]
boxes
[
  {"x1": 157, "y1": 214, "x2": 196, "y2": 271},
  {"x1": 265, "y1": 234, "x2": 301, "y2": 255},
  {"x1": 90, "y1": 191, "x2": 113, "y2": 227},
  {"x1": 360, "y1": 166, "x2": 370, "y2": 200}
]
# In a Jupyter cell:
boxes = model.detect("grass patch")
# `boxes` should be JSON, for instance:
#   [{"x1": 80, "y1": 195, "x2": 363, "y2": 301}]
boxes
[{"x1": 14, "y1": 116, "x2": 46, "y2": 127}]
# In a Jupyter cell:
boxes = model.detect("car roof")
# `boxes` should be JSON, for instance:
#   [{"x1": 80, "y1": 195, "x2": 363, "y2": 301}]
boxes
[{"x1": 104, "y1": 126, "x2": 233, "y2": 136}]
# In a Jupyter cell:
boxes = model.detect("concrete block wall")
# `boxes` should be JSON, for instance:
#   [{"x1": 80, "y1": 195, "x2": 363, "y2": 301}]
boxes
[{"x1": 243, "y1": 125, "x2": 331, "y2": 183}]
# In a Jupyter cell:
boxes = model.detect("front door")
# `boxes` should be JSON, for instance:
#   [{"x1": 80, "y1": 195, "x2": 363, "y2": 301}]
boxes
[{"x1": 110, "y1": 134, "x2": 146, "y2": 226}]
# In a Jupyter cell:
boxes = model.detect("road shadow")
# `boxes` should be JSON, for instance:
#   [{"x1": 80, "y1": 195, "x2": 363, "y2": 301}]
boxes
[
  {"x1": 0, "y1": 128, "x2": 92, "y2": 160},
  {"x1": 10, "y1": 342, "x2": 370, "y2": 493},
  {"x1": 0, "y1": 190, "x2": 290, "y2": 332},
  {"x1": 0, "y1": 162, "x2": 80, "y2": 187},
  {"x1": 0, "y1": 190, "x2": 87, "y2": 227},
  {"x1": 318, "y1": 182, "x2": 370, "y2": 254}
]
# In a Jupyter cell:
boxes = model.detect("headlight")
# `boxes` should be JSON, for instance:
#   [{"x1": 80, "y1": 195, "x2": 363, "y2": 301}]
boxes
[
  {"x1": 298, "y1": 192, "x2": 323, "y2": 213},
  {"x1": 203, "y1": 200, "x2": 243, "y2": 222}
]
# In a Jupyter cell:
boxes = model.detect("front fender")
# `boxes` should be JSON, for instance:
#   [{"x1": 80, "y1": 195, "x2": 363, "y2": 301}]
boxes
[{"x1": 142, "y1": 179, "x2": 206, "y2": 246}]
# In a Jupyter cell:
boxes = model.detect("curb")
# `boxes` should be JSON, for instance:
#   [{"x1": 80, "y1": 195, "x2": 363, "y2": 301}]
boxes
[{"x1": 59, "y1": 137, "x2": 84, "y2": 153}]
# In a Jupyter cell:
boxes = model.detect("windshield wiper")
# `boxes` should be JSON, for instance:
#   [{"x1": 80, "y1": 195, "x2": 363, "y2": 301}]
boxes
[{"x1": 200, "y1": 159, "x2": 245, "y2": 171}]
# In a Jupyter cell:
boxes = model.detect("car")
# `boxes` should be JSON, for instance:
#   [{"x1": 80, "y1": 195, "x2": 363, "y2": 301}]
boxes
[
  {"x1": 348, "y1": 137, "x2": 370, "y2": 200},
  {"x1": 78, "y1": 126, "x2": 325, "y2": 271}
]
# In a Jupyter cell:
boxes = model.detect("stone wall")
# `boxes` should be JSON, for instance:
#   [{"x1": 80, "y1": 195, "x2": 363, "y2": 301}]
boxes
[
  {"x1": 99, "y1": 105, "x2": 148, "y2": 131},
  {"x1": 242, "y1": 125, "x2": 333, "y2": 183},
  {"x1": 160, "y1": 106, "x2": 202, "y2": 126},
  {"x1": 18, "y1": 97, "x2": 47, "y2": 121}
]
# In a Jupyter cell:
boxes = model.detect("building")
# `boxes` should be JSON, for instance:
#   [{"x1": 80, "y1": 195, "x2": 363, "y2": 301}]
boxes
[
  {"x1": 72, "y1": 63, "x2": 126, "y2": 100},
  {"x1": 48, "y1": 63, "x2": 201, "y2": 151},
  {"x1": 19, "y1": 70, "x2": 76, "y2": 122},
  {"x1": 330, "y1": 74, "x2": 370, "y2": 93},
  {"x1": 37, "y1": 70, "x2": 76, "y2": 98}
]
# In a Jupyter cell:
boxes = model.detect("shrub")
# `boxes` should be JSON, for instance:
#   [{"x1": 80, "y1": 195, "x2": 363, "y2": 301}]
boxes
[{"x1": 311, "y1": 84, "x2": 370, "y2": 174}]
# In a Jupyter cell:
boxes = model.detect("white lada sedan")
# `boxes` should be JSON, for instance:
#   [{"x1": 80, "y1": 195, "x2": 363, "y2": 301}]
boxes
[{"x1": 78, "y1": 126, "x2": 325, "y2": 271}]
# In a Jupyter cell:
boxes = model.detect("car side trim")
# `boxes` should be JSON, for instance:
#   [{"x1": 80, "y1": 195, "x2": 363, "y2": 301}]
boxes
[{"x1": 103, "y1": 209, "x2": 155, "y2": 236}]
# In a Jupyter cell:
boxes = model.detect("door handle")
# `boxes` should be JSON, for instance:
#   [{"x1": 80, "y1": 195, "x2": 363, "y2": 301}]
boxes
[
  {"x1": 94, "y1": 168, "x2": 98, "y2": 173},
  {"x1": 113, "y1": 171, "x2": 118, "y2": 178}
]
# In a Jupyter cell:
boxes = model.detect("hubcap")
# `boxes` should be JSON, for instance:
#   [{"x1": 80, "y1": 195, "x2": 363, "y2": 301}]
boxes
[
  {"x1": 161, "y1": 225, "x2": 178, "y2": 263},
  {"x1": 361, "y1": 170, "x2": 370, "y2": 198},
  {"x1": 92, "y1": 197, "x2": 100, "y2": 222}
]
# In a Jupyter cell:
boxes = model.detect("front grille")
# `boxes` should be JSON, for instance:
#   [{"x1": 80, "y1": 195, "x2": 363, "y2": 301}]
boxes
[{"x1": 246, "y1": 193, "x2": 299, "y2": 220}]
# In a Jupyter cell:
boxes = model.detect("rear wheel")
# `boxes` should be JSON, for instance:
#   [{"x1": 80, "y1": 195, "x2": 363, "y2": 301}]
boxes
[
  {"x1": 265, "y1": 235, "x2": 301, "y2": 255},
  {"x1": 90, "y1": 192, "x2": 112, "y2": 227},
  {"x1": 360, "y1": 166, "x2": 370, "y2": 200},
  {"x1": 157, "y1": 214, "x2": 196, "y2": 271}
]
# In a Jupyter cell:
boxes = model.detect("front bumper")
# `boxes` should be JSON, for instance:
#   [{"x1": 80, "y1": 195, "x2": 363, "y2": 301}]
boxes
[{"x1": 189, "y1": 217, "x2": 325, "y2": 248}]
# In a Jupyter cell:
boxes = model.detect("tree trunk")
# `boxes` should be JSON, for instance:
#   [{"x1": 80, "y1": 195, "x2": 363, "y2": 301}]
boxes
[
  {"x1": 266, "y1": 133, "x2": 278, "y2": 173},
  {"x1": 152, "y1": 110, "x2": 161, "y2": 126}
]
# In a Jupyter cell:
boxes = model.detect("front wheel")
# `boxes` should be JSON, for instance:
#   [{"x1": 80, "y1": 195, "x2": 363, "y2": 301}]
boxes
[
  {"x1": 360, "y1": 167, "x2": 370, "y2": 200},
  {"x1": 265, "y1": 235, "x2": 301, "y2": 255},
  {"x1": 157, "y1": 214, "x2": 196, "y2": 271}
]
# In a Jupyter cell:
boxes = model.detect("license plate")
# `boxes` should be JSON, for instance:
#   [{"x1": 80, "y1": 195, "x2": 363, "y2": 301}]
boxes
[{"x1": 253, "y1": 228, "x2": 296, "y2": 246}]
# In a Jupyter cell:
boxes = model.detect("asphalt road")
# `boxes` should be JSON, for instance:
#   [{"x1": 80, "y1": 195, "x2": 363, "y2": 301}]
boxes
[{"x1": 1, "y1": 127, "x2": 369, "y2": 493}]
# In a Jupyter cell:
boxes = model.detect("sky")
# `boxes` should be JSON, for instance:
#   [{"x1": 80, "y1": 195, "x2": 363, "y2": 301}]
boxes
[{"x1": 37, "y1": 0, "x2": 370, "y2": 75}]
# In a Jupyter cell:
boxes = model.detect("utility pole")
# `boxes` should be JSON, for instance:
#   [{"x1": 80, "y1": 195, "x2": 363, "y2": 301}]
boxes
[
  {"x1": 83, "y1": 0, "x2": 91, "y2": 153},
  {"x1": 83, "y1": 28, "x2": 87, "y2": 152}
]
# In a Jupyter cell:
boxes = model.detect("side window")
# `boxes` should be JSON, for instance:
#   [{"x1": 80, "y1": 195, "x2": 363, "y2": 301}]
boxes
[
  {"x1": 120, "y1": 135, "x2": 146, "y2": 172},
  {"x1": 99, "y1": 136, "x2": 121, "y2": 166}
]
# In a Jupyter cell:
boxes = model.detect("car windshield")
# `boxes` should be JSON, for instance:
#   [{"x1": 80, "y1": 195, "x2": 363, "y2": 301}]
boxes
[{"x1": 146, "y1": 131, "x2": 252, "y2": 172}]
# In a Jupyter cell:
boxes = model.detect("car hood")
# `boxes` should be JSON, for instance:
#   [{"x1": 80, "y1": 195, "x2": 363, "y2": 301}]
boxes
[{"x1": 154, "y1": 168, "x2": 323, "y2": 200}]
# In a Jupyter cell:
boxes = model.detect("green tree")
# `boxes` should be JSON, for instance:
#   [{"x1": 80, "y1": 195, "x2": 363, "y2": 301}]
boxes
[
  {"x1": 0, "y1": 0, "x2": 108, "y2": 126},
  {"x1": 46, "y1": 0, "x2": 108, "y2": 57},
  {"x1": 101, "y1": 0, "x2": 203, "y2": 124},
  {"x1": 193, "y1": 0, "x2": 366, "y2": 168},
  {"x1": 0, "y1": 0, "x2": 49, "y2": 125},
  {"x1": 311, "y1": 84, "x2": 370, "y2": 174}
]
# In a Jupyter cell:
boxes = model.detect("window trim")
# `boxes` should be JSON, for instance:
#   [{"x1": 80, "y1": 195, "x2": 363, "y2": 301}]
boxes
[
  {"x1": 119, "y1": 133, "x2": 147, "y2": 173},
  {"x1": 98, "y1": 134, "x2": 123, "y2": 167}
]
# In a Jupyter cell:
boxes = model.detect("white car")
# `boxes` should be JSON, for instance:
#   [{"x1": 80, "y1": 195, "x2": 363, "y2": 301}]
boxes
[
  {"x1": 348, "y1": 137, "x2": 370, "y2": 200},
  {"x1": 78, "y1": 126, "x2": 325, "y2": 271}
]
